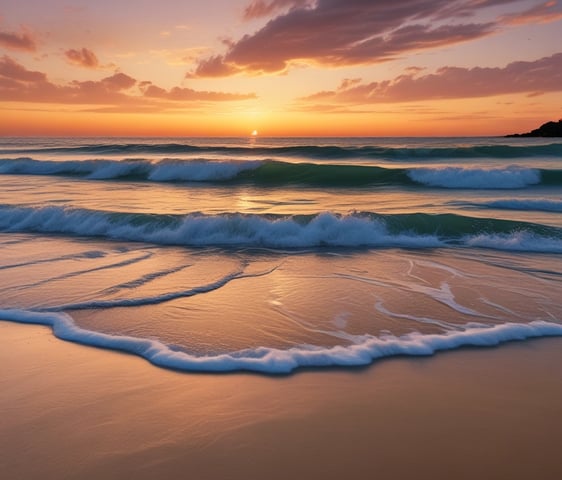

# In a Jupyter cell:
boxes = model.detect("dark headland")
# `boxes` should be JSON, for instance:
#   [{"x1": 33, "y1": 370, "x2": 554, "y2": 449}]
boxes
[{"x1": 506, "y1": 119, "x2": 562, "y2": 137}]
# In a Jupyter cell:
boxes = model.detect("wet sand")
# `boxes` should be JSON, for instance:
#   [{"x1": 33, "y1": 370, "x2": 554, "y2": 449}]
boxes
[{"x1": 1, "y1": 321, "x2": 561, "y2": 480}]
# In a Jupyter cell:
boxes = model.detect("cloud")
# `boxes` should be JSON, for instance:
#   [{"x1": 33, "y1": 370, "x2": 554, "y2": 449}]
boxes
[
  {"x1": 190, "y1": 0, "x2": 560, "y2": 77},
  {"x1": 140, "y1": 82, "x2": 257, "y2": 101},
  {"x1": 76, "y1": 72, "x2": 137, "y2": 93},
  {"x1": 0, "y1": 56, "x2": 257, "y2": 108},
  {"x1": 0, "y1": 27, "x2": 37, "y2": 52},
  {"x1": 297, "y1": 52, "x2": 562, "y2": 106},
  {"x1": 187, "y1": 55, "x2": 240, "y2": 78},
  {"x1": 64, "y1": 48, "x2": 99, "y2": 68},
  {"x1": 150, "y1": 47, "x2": 209, "y2": 66},
  {"x1": 0, "y1": 58, "x2": 136, "y2": 105},
  {"x1": 0, "y1": 55, "x2": 46, "y2": 82},
  {"x1": 501, "y1": 0, "x2": 562, "y2": 25},
  {"x1": 243, "y1": 0, "x2": 314, "y2": 20}
]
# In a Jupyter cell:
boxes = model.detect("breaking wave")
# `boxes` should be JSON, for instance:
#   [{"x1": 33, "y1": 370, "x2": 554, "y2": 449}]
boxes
[
  {"x1": 1, "y1": 204, "x2": 561, "y2": 252},
  {"x1": 1, "y1": 157, "x2": 561, "y2": 189}
]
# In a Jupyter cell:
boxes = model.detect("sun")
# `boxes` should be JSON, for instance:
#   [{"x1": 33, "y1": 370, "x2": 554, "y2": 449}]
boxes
[{"x1": 251, "y1": 130, "x2": 258, "y2": 136}]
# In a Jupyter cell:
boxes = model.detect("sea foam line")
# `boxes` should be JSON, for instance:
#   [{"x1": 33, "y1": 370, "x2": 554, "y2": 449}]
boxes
[
  {"x1": 40, "y1": 264, "x2": 279, "y2": 311},
  {"x1": 1, "y1": 309, "x2": 561, "y2": 374}
]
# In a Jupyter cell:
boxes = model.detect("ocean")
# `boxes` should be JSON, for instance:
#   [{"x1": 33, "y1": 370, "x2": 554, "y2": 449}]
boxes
[{"x1": 0, "y1": 136, "x2": 561, "y2": 374}]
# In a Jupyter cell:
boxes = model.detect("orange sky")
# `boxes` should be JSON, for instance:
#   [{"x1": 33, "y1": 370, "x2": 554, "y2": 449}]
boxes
[{"x1": 1, "y1": 0, "x2": 562, "y2": 136}]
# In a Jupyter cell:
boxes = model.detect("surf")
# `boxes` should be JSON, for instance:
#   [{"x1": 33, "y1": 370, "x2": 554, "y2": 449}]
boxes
[
  {"x1": 1, "y1": 204, "x2": 561, "y2": 252},
  {"x1": 2, "y1": 308, "x2": 562, "y2": 374},
  {"x1": 2, "y1": 157, "x2": 561, "y2": 189}
]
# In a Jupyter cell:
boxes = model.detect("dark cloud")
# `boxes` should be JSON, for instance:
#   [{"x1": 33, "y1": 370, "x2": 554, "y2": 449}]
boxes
[
  {"x1": 65, "y1": 48, "x2": 100, "y2": 68},
  {"x1": 190, "y1": 0, "x2": 557, "y2": 77},
  {"x1": 0, "y1": 56, "x2": 256, "y2": 107},
  {"x1": 298, "y1": 52, "x2": 562, "y2": 106},
  {"x1": 0, "y1": 27, "x2": 37, "y2": 52}
]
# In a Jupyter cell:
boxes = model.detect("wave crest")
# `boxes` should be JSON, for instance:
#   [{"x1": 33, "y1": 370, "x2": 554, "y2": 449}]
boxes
[
  {"x1": 1, "y1": 205, "x2": 561, "y2": 252},
  {"x1": 408, "y1": 166, "x2": 541, "y2": 189}
]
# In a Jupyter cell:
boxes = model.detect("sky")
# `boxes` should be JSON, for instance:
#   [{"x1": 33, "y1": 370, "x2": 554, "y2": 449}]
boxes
[{"x1": 1, "y1": 0, "x2": 561, "y2": 136}]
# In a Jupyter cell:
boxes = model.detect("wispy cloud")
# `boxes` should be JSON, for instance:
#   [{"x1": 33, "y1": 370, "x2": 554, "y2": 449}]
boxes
[
  {"x1": 0, "y1": 26, "x2": 37, "y2": 52},
  {"x1": 190, "y1": 0, "x2": 561, "y2": 77},
  {"x1": 150, "y1": 47, "x2": 209, "y2": 66},
  {"x1": 501, "y1": 0, "x2": 562, "y2": 24},
  {"x1": 297, "y1": 52, "x2": 562, "y2": 108},
  {"x1": 0, "y1": 56, "x2": 256, "y2": 108}
]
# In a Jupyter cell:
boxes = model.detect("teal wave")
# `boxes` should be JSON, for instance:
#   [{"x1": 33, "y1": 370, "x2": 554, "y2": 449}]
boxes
[
  {"x1": 0, "y1": 205, "x2": 560, "y2": 252},
  {"x1": 1, "y1": 157, "x2": 561, "y2": 189}
]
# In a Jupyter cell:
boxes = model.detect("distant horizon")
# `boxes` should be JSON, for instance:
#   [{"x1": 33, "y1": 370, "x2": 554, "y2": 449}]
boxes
[
  {"x1": 0, "y1": 129, "x2": 552, "y2": 139},
  {"x1": 0, "y1": 133, "x2": 520, "y2": 139}
]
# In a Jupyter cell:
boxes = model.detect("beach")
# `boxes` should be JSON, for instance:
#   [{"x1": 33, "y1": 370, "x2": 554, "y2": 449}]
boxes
[{"x1": 2, "y1": 321, "x2": 561, "y2": 480}]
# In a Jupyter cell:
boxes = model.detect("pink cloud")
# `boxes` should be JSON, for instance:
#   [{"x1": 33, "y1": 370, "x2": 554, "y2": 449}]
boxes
[
  {"x1": 190, "y1": 0, "x2": 560, "y2": 77},
  {"x1": 99, "y1": 72, "x2": 136, "y2": 90},
  {"x1": 501, "y1": 0, "x2": 562, "y2": 24},
  {"x1": 0, "y1": 27, "x2": 37, "y2": 52},
  {"x1": 0, "y1": 56, "x2": 256, "y2": 108},
  {"x1": 141, "y1": 82, "x2": 256, "y2": 101},
  {"x1": 298, "y1": 52, "x2": 562, "y2": 106},
  {"x1": 65, "y1": 48, "x2": 99, "y2": 69}
]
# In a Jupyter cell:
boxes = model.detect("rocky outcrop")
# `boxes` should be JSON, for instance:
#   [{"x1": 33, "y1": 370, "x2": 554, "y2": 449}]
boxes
[{"x1": 506, "y1": 120, "x2": 562, "y2": 137}]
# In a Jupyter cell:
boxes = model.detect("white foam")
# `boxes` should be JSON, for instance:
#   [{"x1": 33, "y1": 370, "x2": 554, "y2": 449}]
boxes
[
  {"x1": 3, "y1": 205, "x2": 561, "y2": 253},
  {"x1": 1, "y1": 309, "x2": 561, "y2": 374},
  {"x1": 465, "y1": 231, "x2": 562, "y2": 253},
  {"x1": 0, "y1": 206, "x2": 444, "y2": 249},
  {"x1": 408, "y1": 166, "x2": 540, "y2": 189}
]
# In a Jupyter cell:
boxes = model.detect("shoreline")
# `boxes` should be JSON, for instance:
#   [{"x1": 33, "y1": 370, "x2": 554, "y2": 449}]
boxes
[
  {"x1": 1, "y1": 321, "x2": 561, "y2": 480},
  {"x1": 3, "y1": 309, "x2": 562, "y2": 375}
]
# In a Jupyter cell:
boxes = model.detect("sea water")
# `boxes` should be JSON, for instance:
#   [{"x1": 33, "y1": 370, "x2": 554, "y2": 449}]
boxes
[{"x1": 0, "y1": 136, "x2": 561, "y2": 373}]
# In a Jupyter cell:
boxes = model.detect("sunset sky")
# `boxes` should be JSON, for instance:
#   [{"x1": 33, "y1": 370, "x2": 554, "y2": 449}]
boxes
[{"x1": 1, "y1": 0, "x2": 561, "y2": 136}]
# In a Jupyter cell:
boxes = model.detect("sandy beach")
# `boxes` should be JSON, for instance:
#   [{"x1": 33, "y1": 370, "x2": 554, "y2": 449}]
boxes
[{"x1": 1, "y1": 321, "x2": 561, "y2": 480}]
